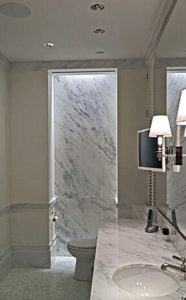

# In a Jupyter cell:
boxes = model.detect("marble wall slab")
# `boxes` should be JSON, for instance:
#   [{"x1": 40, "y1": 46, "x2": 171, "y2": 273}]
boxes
[
  {"x1": 167, "y1": 72, "x2": 186, "y2": 234},
  {"x1": 54, "y1": 72, "x2": 117, "y2": 255},
  {"x1": 11, "y1": 59, "x2": 145, "y2": 71}
]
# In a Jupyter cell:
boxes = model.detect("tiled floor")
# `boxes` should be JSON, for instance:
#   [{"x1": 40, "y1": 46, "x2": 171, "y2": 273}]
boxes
[{"x1": 0, "y1": 257, "x2": 91, "y2": 300}]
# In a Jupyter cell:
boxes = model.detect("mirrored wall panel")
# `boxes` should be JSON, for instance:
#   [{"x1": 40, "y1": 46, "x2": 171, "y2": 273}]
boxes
[{"x1": 155, "y1": 0, "x2": 186, "y2": 236}]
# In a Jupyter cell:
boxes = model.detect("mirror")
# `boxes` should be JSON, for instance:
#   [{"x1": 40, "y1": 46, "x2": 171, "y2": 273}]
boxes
[{"x1": 155, "y1": 0, "x2": 186, "y2": 236}]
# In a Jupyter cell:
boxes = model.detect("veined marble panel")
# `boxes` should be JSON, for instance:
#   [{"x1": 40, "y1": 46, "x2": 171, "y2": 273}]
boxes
[
  {"x1": 167, "y1": 72, "x2": 186, "y2": 210},
  {"x1": 11, "y1": 59, "x2": 145, "y2": 71},
  {"x1": 54, "y1": 72, "x2": 117, "y2": 255},
  {"x1": 158, "y1": 58, "x2": 186, "y2": 67}
]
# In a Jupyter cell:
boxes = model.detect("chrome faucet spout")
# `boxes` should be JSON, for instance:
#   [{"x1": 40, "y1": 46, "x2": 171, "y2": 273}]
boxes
[
  {"x1": 161, "y1": 263, "x2": 169, "y2": 271},
  {"x1": 161, "y1": 263, "x2": 185, "y2": 272},
  {"x1": 161, "y1": 255, "x2": 186, "y2": 277}
]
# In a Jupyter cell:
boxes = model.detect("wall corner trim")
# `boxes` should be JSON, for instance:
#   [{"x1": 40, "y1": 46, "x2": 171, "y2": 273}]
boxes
[{"x1": 0, "y1": 52, "x2": 11, "y2": 69}]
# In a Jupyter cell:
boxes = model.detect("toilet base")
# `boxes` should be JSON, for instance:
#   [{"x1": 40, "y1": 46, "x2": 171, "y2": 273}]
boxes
[{"x1": 74, "y1": 258, "x2": 94, "y2": 281}]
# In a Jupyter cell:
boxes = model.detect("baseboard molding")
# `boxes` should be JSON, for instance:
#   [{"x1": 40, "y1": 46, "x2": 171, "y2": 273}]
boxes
[
  {"x1": 12, "y1": 245, "x2": 51, "y2": 268},
  {"x1": 0, "y1": 247, "x2": 12, "y2": 281},
  {"x1": 0, "y1": 245, "x2": 51, "y2": 276}
]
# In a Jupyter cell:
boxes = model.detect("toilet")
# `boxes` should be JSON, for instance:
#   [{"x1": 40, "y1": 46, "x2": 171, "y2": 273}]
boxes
[{"x1": 67, "y1": 238, "x2": 97, "y2": 281}]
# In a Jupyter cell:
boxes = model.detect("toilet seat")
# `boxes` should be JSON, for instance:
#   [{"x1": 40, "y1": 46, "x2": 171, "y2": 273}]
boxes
[{"x1": 67, "y1": 238, "x2": 96, "y2": 250}]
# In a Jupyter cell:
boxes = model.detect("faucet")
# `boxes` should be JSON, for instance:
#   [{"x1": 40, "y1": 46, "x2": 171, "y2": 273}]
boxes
[{"x1": 161, "y1": 255, "x2": 186, "y2": 278}]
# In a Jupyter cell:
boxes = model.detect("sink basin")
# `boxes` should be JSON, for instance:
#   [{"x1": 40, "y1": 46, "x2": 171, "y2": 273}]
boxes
[{"x1": 113, "y1": 264, "x2": 179, "y2": 297}]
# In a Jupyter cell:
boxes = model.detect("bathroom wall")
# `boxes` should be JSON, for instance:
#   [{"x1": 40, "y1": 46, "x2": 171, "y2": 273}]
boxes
[
  {"x1": 0, "y1": 60, "x2": 12, "y2": 279},
  {"x1": 8, "y1": 60, "x2": 148, "y2": 262},
  {"x1": 118, "y1": 68, "x2": 147, "y2": 216},
  {"x1": 167, "y1": 71, "x2": 186, "y2": 209},
  {"x1": 54, "y1": 72, "x2": 117, "y2": 254},
  {"x1": 10, "y1": 69, "x2": 50, "y2": 267}
]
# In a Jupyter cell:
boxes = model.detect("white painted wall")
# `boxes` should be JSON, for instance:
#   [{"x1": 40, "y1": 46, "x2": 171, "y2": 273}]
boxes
[
  {"x1": 10, "y1": 70, "x2": 50, "y2": 253},
  {"x1": 118, "y1": 68, "x2": 148, "y2": 216},
  {"x1": 10, "y1": 70, "x2": 49, "y2": 205},
  {"x1": 0, "y1": 63, "x2": 10, "y2": 208},
  {"x1": 0, "y1": 62, "x2": 11, "y2": 278}
]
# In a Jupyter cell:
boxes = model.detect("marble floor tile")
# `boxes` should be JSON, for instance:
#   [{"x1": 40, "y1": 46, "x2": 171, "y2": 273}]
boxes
[{"x1": 0, "y1": 257, "x2": 91, "y2": 300}]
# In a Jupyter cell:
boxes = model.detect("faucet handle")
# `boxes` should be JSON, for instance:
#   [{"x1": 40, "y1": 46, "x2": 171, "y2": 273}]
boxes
[{"x1": 173, "y1": 255, "x2": 186, "y2": 265}]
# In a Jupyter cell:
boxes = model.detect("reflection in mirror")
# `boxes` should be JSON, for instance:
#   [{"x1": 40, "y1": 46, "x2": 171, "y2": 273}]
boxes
[{"x1": 155, "y1": 0, "x2": 186, "y2": 237}]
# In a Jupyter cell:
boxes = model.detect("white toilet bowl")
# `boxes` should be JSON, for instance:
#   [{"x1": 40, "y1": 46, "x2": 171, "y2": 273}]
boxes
[{"x1": 67, "y1": 238, "x2": 97, "y2": 281}]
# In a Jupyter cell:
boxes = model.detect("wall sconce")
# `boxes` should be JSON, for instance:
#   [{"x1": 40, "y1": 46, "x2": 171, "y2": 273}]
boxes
[
  {"x1": 149, "y1": 115, "x2": 172, "y2": 160},
  {"x1": 149, "y1": 89, "x2": 186, "y2": 169}
]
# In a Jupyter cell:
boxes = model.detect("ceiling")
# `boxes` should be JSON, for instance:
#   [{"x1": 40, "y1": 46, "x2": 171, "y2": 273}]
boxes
[
  {"x1": 157, "y1": 0, "x2": 186, "y2": 58},
  {"x1": 0, "y1": 0, "x2": 166, "y2": 62}
]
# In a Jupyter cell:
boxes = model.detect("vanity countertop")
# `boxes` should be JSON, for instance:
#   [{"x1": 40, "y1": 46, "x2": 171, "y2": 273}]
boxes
[{"x1": 90, "y1": 219, "x2": 186, "y2": 300}]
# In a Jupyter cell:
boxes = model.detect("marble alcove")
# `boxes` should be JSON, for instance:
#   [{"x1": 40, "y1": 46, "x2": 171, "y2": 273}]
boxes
[{"x1": 53, "y1": 70, "x2": 117, "y2": 255}]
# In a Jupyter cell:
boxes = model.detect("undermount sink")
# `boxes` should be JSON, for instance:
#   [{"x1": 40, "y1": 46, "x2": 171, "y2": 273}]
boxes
[{"x1": 113, "y1": 264, "x2": 179, "y2": 298}]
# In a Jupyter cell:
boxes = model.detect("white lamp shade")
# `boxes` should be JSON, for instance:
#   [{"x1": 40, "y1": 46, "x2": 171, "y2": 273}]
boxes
[
  {"x1": 176, "y1": 89, "x2": 186, "y2": 125},
  {"x1": 149, "y1": 115, "x2": 172, "y2": 137}
]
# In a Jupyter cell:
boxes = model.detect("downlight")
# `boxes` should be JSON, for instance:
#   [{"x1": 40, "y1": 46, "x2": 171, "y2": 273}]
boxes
[
  {"x1": 44, "y1": 43, "x2": 54, "y2": 48},
  {"x1": 0, "y1": 2, "x2": 31, "y2": 18},
  {"x1": 93, "y1": 28, "x2": 105, "y2": 34},
  {"x1": 96, "y1": 51, "x2": 104, "y2": 54},
  {"x1": 91, "y1": 4, "x2": 104, "y2": 11}
]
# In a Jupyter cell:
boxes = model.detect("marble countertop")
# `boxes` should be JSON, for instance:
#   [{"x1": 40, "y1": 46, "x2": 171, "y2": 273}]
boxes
[{"x1": 90, "y1": 219, "x2": 186, "y2": 300}]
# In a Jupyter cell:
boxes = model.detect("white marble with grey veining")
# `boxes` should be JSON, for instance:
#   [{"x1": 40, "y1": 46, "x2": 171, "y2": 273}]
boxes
[
  {"x1": 11, "y1": 59, "x2": 145, "y2": 71},
  {"x1": 157, "y1": 58, "x2": 186, "y2": 68},
  {"x1": 54, "y1": 72, "x2": 117, "y2": 255},
  {"x1": 90, "y1": 219, "x2": 186, "y2": 300}
]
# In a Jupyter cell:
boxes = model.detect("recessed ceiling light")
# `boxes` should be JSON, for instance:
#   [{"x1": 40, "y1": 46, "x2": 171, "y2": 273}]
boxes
[
  {"x1": 96, "y1": 51, "x2": 104, "y2": 54},
  {"x1": 91, "y1": 4, "x2": 104, "y2": 11},
  {"x1": 0, "y1": 2, "x2": 31, "y2": 18},
  {"x1": 44, "y1": 42, "x2": 54, "y2": 48},
  {"x1": 93, "y1": 28, "x2": 105, "y2": 34}
]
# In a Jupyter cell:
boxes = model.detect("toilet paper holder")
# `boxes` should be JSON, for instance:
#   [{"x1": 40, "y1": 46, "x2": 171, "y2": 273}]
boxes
[{"x1": 52, "y1": 211, "x2": 58, "y2": 222}]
